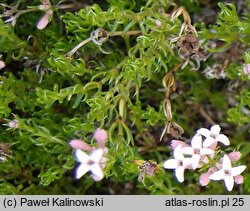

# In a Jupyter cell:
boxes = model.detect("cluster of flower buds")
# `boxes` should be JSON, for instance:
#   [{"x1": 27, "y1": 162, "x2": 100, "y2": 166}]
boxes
[
  {"x1": 69, "y1": 128, "x2": 108, "y2": 181},
  {"x1": 163, "y1": 125, "x2": 246, "y2": 191}
]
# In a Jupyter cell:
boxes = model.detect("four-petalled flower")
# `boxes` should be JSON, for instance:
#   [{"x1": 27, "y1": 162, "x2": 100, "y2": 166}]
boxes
[
  {"x1": 181, "y1": 134, "x2": 214, "y2": 169},
  {"x1": 74, "y1": 148, "x2": 105, "y2": 181},
  {"x1": 163, "y1": 146, "x2": 193, "y2": 182},
  {"x1": 197, "y1": 125, "x2": 230, "y2": 147},
  {"x1": 209, "y1": 154, "x2": 246, "y2": 191}
]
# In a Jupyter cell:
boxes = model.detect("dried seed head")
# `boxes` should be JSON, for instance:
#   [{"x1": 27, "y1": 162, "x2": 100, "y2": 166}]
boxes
[
  {"x1": 167, "y1": 121, "x2": 184, "y2": 139},
  {"x1": 90, "y1": 28, "x2": 109, "y2": 46},
  {"x1": 177, "y1": 33, "x2": 199, "y2": 57},
  {"x1": 0, "y1": 143, "x2": 10, "y2": 162}
]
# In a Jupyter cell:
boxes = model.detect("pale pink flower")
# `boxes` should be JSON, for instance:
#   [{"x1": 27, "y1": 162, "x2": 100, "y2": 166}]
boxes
[
  {"x1": 197, "y1": 125, "x2": 230, "y2": 147},
  {"x1": 74, "y1": 148, "x2": 105, "y2": 181},
  {"x1": 181, "y1": 134, "x2": 215, "y2": 169},
  {"x1": 163, "y1": 146, "x2": 193, "y2": 183},
  {"x1": 209, "y1": 154, "x2": 246, "y2": 191}
]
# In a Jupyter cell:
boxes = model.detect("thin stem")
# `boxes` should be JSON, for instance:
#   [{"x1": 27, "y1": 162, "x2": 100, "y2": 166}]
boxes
[
  {"x1": 66, "y1": 30, "x2": 141, "y2": 59},
  {"x1": 65, "y1": 37, "x2": 92, "y2": 59},
  {"x1": 110, "y1": 30, "x2": 141, "y2": 37}
]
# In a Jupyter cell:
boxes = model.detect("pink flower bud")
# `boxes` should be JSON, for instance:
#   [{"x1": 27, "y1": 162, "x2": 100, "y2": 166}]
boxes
[
  {"x1": 199, "y1": 167, "x2": 217, "y2": 186},
  {"x1": 69, "y1": 139, "x2": 93, "y2": 151},
  {"x1": 234, "y1": 175, "x2": 244, "y2": 184},
  {"x1": 37, "y1": 10, "x2": 53, "y2": 30},
  {"x1": 0, "y1": 60, "x2": 5, "y2": 70},
  {"x1": 93, "y1": 128, "x2": 108, "y2": 149},
  {"x1": 228, "y1": 151, "x2": 241, "y2": 162},
  {"x1": 199, "y1": 172, "x2": 210, "y2": 186},
  {"x1": 171, "y1": 140, "x2": 189, "y2": 149}
]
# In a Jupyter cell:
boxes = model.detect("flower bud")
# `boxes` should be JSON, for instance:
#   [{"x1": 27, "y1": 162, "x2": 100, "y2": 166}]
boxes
[
  {"x1": 0, "y1": 60, "x2": 5, "y2": 70},
  {"x1": 234, "y1": 175, "x2": 244, "y2": 184},
  {"x1": 37, "y1": 10, "x2": 53, "y2": 30},
  {"x1": 228, "y1": 151, "x2": 241, "y2": 162},
  {"x1": 69, "y1": 139, "x2": 93, "y2": 151},
  {"x1": 93, "y1": 128, "x2": 108, "y2": 149},
  {"x1": 199, "y1": 167, "x2": 217, "y2": 186},
  {"x1": 170, "y1": 140, "x2": 189, "y2": 149}
]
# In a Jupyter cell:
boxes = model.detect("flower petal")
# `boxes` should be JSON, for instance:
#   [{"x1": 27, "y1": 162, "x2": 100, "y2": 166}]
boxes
[
  {"x1": 216, "y1": 134, "x2": 230, "y2": 146},
  {"x1": 90, "y1": 148, "x2": 104, "y2": 163},
  {"x1": 231, "y1": 165, "x2": 246, "y2": 176},
  {"x1": 200, "y1": 148, "x2": 214, "y2": 156},
  {"x1": 224, "y1": 175, "x2": 234, "y2": 191},
  {"x1": 222, "y1": 154, "x2": 232, "y2": 170},
  {"x1": 203, "y1": 137, "x2": 216, "y2": 147},
  {"x1": 90, "y1": 163, "x2": 104, "y2": 180},
  {"x1": 173, "y1": 146, "x2": 184, "y2": 160},
  {"x1": 182, "y1": 158, "x2": 194, "y2": 168},
  {"x1": 208, "y1": 142, "x2": 217, "y2": 150},
  {"x1": 175, "y1": 166, "x2": 185, "y2": 182},
  {"x1": 191, "y1": 154, "x2": 201, "y2": 169},
  {"x1": 75, "y1": 163, "x2": 91, "y2": 179},
  {"x1": 75, "y1": 149, "x2": 90, "y2": 163},
  {"x1": 209, "y1": 170, "x2": 225, "y2": 180},
  {"x1": 163, "y1": 159, "x2": 179, "y2": 169},
  {"x1": 210, "y1": 125, "x2": 221, "y2": 136},
  {"x1": 197, "y1": 128, "x2": 211, "y2": 137},
  {"x1": 191, "y1": 134, "x2": 202, "y2": 149},
  {"x1": 181, "y1": 147, "x2": 194, "y2": 155}
]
